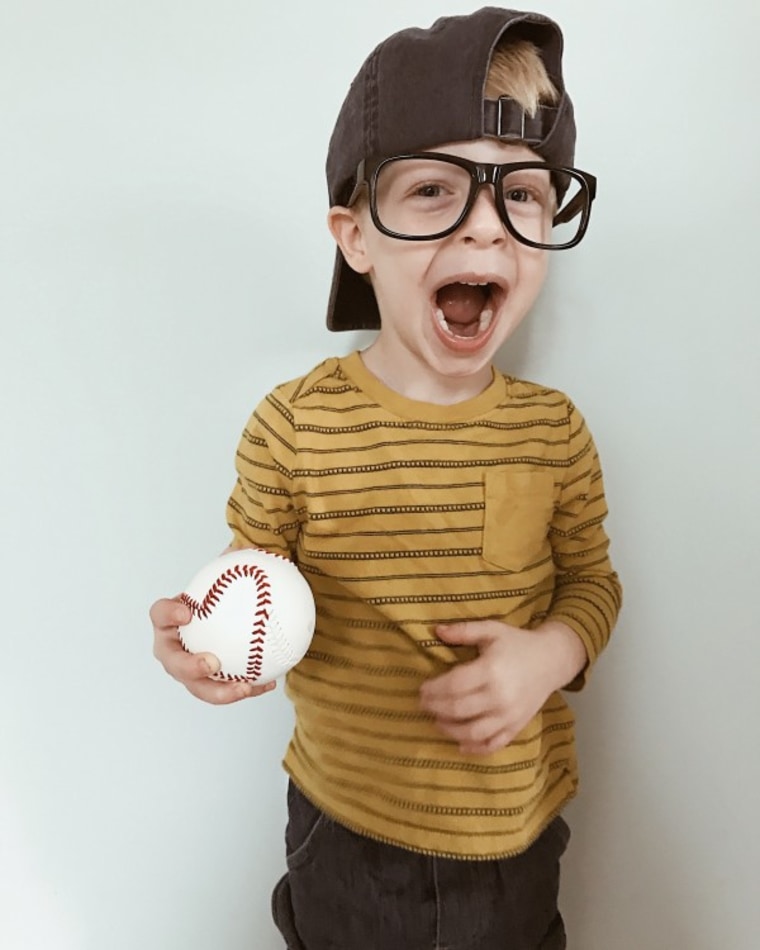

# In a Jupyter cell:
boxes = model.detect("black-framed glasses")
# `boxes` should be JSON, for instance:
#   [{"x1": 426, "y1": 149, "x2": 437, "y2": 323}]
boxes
[{"x1": 349, "y1": 153, "x2": 597, "y2": 250}]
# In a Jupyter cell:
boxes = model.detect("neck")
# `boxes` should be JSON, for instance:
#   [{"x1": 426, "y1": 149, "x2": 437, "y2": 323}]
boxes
[{"x1": 359, "y1": 342, "x2": 494, "y2": 405}]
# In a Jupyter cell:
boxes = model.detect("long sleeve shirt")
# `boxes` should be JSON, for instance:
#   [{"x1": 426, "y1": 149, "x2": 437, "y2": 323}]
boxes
[{"x1": 226, "y1": 351, "x2": 622, "y2": 858}]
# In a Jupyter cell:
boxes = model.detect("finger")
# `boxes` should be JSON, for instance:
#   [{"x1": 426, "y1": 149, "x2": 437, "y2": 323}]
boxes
[
  {"x1": 151, "y1": 596, "x2": 217, "y2": 683},
  {"x1": 158, "y1": 642, "x2": 222, "y2": 684},
  {"x1": 432, "y1": 713, "x2": 504, "y2": 747},
  {"x1": 420, "y1": 687, "x2": 489, "y2": 721},
  {"x1": 420, "y1": 657, "x2": 490, "y2": 702},
  {"x1": 458, "y1": 727, "x2": 514, "y2": 756},
  {"x1": 150, "y1": 596, "x2": 192, "y2": 631},
  {"x1": 184, "y1": 677, "x2": 277, "y2": 706},
  {"x1": 435, "y1": 621, "x2": 501, "y2": 648}
]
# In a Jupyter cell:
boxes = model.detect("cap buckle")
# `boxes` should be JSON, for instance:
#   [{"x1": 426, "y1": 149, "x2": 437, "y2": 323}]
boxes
[{"x1": 496, "y1": 96, "x2": 526, "y2": 141}]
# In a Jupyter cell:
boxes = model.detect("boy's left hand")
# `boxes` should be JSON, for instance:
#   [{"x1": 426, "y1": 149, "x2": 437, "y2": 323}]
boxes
[{"x1": 419, "y1": 620, "x2": 587, "y2": 756}]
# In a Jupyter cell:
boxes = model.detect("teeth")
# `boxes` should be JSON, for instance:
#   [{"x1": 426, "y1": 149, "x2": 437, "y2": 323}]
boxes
[
  {"x1": 435, "y1": 308, "x2": 494, "y2": 337},
  {"x1": 435, "y1": 308, "x2": 452, "y2": 335},
  {"x1": 464, "y1": 281, "x2": 489, "y2": 287}
]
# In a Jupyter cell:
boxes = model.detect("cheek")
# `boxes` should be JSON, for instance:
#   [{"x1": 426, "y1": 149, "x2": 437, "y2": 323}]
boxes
[
  {"x1": 366, "y1": 242, "x2": 434, "y2": 293},
  {"x1": 515, "y1": 249, "x2": 549, "y2": 297}
]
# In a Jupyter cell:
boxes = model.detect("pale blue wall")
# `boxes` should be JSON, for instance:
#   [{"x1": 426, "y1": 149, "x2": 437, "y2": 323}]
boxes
[{"x1": 1, "y1": 1, "x2": 758, "y2": 947}]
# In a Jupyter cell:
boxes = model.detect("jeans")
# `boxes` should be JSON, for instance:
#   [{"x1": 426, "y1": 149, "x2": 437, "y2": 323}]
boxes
[{"x1": 272, "y1": 781, "x2": 569, "y2": 950}]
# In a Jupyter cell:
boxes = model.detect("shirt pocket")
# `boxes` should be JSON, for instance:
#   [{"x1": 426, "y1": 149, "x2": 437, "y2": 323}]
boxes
[{"x1": 482, "y1": 468, "x2": 556, "y2": 571}]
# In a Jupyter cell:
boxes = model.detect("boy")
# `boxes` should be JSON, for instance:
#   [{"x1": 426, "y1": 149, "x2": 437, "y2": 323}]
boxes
[{"x1": 152, "y1": 7, "x2": 621, "y2": 948}]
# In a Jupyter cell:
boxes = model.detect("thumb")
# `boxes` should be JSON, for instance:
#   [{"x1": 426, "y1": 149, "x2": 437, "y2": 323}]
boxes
[
  {"x1": 435, "y1": 620, "x2": 501, "y2": 647},
  {"x1": 172, "y1": 597, "x2": 194, "y2": 626}
]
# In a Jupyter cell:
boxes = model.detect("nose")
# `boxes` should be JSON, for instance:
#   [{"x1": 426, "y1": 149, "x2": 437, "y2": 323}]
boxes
[{"x1": 458, "y1": 185, "x2": 508, "y2": 246}]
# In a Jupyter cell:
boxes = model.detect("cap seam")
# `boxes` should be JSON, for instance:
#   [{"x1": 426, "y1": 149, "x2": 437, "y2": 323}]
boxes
[{"x1": 365, "y1": 48, "x2": 379, "y2": 162}]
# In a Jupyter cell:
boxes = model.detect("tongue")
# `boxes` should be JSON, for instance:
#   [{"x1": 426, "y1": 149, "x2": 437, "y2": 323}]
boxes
[{"x1": 436, "y1": 283, "x2": 488, "y2": 326}]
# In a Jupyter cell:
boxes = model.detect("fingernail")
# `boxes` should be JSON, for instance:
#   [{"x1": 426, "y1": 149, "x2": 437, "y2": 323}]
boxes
[{"x1": 200, "y1": 655, "x2": 221, "y2": 676}]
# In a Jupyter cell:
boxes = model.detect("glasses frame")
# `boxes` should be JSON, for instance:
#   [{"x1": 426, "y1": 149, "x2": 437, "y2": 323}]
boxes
[{"x1": 349, "y1": 152, "x2": 597, "y2": 251}]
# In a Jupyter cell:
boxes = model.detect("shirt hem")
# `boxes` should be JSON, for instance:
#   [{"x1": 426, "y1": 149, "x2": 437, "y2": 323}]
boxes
[{"x1": 282, "y1": 763, "x2": 578, "y2": 861}]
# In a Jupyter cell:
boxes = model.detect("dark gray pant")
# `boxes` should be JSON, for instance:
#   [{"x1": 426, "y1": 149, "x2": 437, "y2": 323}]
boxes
[{"x1": 272, "y1": 781, "x2": 569, "y2": 950}]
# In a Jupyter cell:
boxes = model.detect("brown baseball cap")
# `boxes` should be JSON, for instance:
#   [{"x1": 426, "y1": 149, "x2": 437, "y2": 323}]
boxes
[{"x1": 325, "y1": 7, "x2": 577, "y2": 332}]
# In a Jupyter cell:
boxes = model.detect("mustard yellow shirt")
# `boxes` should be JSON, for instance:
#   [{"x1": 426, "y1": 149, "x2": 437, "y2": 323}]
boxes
[{"x1": 227, "y1": 352, "x2": 621, "y2": 859}]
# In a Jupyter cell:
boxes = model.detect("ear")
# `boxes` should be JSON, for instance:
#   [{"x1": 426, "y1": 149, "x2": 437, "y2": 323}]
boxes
[{"x1": 327, "y1": 205, "x2": 372, "y2": 275}]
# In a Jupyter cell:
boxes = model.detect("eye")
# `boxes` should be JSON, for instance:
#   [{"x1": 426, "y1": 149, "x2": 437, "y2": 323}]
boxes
[
  {"x1": 502, "y1": 167, "x2": 553, "y2": 211},
  {"x1": 412, "y1": 181, "x2": 443, "y2": 198},
  {"x1": 504, "y1": 187, "x2": 533, "y2": 204},
  {"x1": 408, "y1": 180, "x2": 454, "y2": 200}
]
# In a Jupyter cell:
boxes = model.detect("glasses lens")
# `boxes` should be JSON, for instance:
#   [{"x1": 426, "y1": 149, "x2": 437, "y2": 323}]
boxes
[
  {"x1": 374, "y1": 157, "x2": 471, "y2": 238},
  {"x1": 501, "y1": 167, "x2": 587, "y2": 248},
  {"x1": 372, "y1": 158, "x2": 590, "y2": 247}
]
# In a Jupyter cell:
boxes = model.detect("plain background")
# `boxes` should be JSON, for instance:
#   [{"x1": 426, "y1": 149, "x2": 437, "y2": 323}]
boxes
[{"x1": 1, "y1": 1, "x2": 758, "y2": 947}]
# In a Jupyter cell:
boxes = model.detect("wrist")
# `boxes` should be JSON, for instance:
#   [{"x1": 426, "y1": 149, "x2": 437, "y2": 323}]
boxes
[{"x1": 533, "y1": 619, "x2": 588, "y2": 690}]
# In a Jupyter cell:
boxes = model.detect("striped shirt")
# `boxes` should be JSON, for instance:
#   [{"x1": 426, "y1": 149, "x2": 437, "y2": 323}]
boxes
[{"x1": 226, "y1": 351, "x2": 621, "y2": 858}]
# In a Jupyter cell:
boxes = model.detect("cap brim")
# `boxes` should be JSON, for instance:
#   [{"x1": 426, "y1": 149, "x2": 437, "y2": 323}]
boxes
[{"x1": 326, "y1": 248, "x2": 381, "y2": 331}]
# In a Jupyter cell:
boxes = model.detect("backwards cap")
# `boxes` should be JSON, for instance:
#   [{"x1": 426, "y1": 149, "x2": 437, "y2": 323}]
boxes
[{"x1": 325, "y1": 6, "x2": 576, "y2": 332}]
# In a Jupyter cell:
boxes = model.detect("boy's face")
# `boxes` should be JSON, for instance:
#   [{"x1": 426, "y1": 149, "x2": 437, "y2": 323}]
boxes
[{"x1": 329, "y1": 138, "x2": 552, "y2": 397}]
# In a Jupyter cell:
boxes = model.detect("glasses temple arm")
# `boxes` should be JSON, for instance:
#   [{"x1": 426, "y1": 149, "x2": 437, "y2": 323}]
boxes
[
  {"x1": 552, "y1": 175, "x2": 596, "y2": 227},
  {"x1": 553, "y1": 191, "x2": 584, "y2": 227}
]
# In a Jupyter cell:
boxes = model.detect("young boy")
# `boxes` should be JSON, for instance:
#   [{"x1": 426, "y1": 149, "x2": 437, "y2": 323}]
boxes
[{"x1": 152, "y1": 8, "x2": 621, "y2": 948}]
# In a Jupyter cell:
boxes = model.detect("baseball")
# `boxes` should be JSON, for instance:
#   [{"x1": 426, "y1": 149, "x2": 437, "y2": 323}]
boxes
[{"x1": 179, "y1": 548, "x2": 316, "y2": 683}]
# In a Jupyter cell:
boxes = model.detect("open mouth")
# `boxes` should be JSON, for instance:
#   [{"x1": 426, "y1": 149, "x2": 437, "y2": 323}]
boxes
[{"x1": 433, "y1": 281, "x2": 502, "y2": 340}]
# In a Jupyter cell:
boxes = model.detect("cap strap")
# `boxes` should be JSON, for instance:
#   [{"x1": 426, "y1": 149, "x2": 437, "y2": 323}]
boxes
[{"x1": 483, "y1": 97, "x2": 559, "y2": 146}]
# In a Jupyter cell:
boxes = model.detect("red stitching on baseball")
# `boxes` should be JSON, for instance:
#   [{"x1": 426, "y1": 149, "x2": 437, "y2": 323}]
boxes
[{"x1": 179, "y1": 562, "x2": 273, "y2": 682}]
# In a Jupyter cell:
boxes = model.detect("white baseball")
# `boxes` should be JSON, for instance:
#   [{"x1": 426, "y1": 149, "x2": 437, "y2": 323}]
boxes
[{"x1": 179, "y1": 548, "x2": 316, "y2": 683}]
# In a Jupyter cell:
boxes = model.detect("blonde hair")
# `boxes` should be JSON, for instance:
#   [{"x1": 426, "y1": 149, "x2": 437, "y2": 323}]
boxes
[{"x1": 484, "y1": 39, "x2": 559, "y2": 117}]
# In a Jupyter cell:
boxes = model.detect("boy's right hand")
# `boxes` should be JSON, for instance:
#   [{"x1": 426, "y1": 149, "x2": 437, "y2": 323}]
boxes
[{"x1": 150, "y1": 597, "x2": 276, "y2": 704}]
